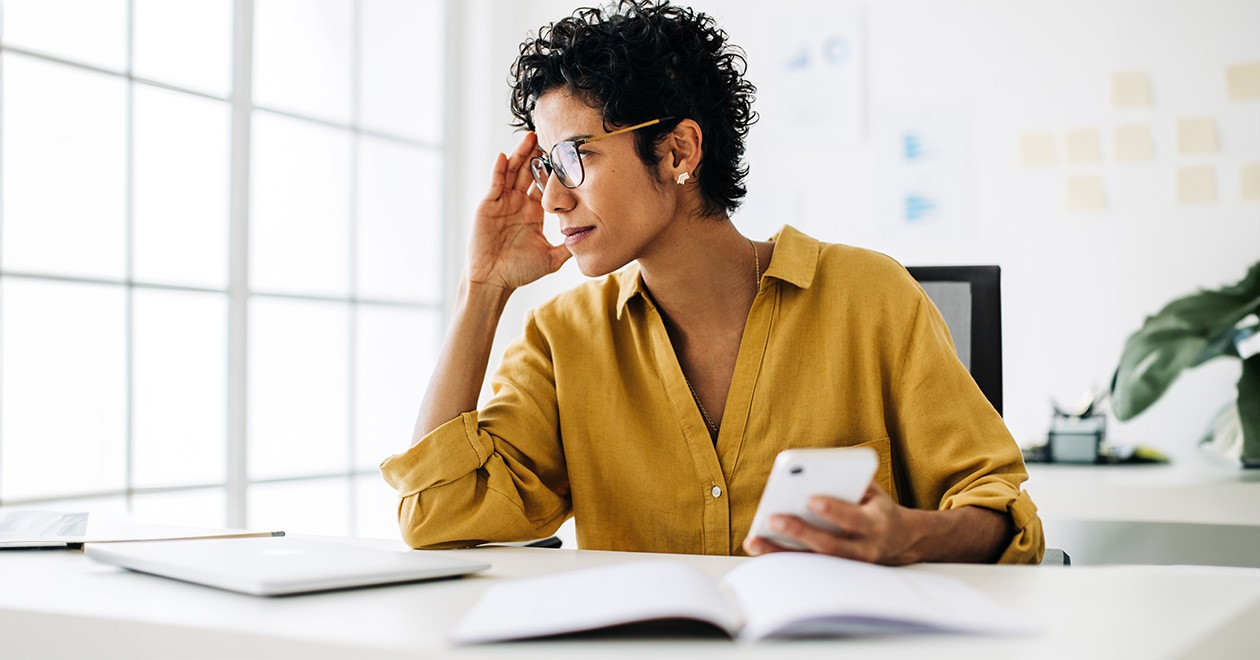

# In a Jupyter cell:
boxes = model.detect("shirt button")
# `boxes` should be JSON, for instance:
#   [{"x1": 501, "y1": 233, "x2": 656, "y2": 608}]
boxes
[{"x1": 711, "y1": 486, "x2": 722, "y2": 498}]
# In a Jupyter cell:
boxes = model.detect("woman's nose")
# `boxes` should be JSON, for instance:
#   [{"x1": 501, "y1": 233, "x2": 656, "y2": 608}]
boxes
[{"x1": 540, "y1": 173, "x2": 576, "y2": 214}]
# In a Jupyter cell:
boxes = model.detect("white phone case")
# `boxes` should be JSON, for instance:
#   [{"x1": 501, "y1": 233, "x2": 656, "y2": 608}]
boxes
[{"x1": 747, "y1": 447, "x2": 879, "y2": 551}]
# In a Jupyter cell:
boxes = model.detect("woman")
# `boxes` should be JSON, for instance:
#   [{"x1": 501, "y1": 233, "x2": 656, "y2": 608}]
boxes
[{"x1": 381, "y1": 0, "x2": 1043, "y2": 564}]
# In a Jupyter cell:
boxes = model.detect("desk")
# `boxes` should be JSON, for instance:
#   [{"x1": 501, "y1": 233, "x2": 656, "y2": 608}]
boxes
[
  {"x1": 1026, "y1": 457, "x2": 1260, "y2": 567},
  {"x1": 2, "y1": 538, "x2": 1258, "y2": 659}
]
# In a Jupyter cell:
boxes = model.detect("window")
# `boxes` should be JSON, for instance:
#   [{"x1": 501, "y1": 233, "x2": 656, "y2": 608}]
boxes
[{"x1": 0, "y1": 0, "x2": 446, "y2": 540}]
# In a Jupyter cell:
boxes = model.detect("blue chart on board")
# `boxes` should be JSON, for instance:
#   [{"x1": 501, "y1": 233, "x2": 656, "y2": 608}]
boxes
[{"x1": 904, "y1": 194, "x2": 938, "y2": 221}]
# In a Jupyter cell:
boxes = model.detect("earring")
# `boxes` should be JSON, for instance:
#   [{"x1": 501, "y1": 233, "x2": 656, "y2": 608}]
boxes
[{"x1": 676, "y1": 171, "x2": 690, "y2": 185}]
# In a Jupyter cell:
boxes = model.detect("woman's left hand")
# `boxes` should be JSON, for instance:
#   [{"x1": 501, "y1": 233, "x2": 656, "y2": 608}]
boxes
[{"x1": 743, "y1": 482, "x2": 920, "y2": 565}]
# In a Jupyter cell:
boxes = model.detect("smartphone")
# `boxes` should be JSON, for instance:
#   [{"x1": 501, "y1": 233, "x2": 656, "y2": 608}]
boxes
[{"x1": 746, "y1": 447, "x2": 879, "y2": 551}]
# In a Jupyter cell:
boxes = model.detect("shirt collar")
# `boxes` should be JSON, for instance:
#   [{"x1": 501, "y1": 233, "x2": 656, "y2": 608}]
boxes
[
  {"x1": 613, "y1": 224, "x2": 820, "y2": 319},
  {"x1": 615, "y1": 263, "x2": 648, "y2": 320},
  {"x1": 764, "y1": 224, "x2": 820, "y2": 289}
]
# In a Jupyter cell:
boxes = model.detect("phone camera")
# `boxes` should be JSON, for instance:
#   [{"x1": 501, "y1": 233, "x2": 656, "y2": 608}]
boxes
[{"x1": 789, "y1": 466, "x2": 803, "y2": 475}]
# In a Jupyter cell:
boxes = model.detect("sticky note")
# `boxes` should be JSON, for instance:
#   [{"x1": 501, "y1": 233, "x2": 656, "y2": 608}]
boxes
[
  {"x1": 1113, "y1": 123, "x2": 1155, "y2": 162},
  {"x1": 1112, "y1": 71, "x2": 1153, "y2": 108},
  {"x1": 1226, "y1": 62, "x2": 1260, "y2": 101},
  {"x1": 1021, "y1": 131, "x2": 1057, "y2": 167},
  {"x1": 1241, "y1": 163, "x2": 1260, "y2": 202},
  {"x1": 1178, "y1": 118, "x2": 1219, "y2": 154},
  {"x1": 1064, "y1": 129, "x2": 1103, "y2": 164},
  {"x1": 1066, "y1": 176, "x2": 1107, "y2": 211},
  {"x1": 1178, "y1": 166, "x2": 1217, "y2": 205}
]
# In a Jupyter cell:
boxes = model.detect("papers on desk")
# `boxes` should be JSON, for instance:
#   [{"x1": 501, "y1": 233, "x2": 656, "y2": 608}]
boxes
[
  {"x1": 0, "y1": 510, "x2": 283, "y2": 549},
  {"x1": 453, "y1": 552, "x2": 1034, "y2": 644}
]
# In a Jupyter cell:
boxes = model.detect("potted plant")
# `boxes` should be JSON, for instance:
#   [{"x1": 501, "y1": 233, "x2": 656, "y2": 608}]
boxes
[{"x1": 1110, "y1": 261, "x2": 1260, "y2": 467}]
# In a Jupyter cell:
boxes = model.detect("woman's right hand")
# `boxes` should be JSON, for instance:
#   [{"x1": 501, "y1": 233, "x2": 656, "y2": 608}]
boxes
[{"x1": 466, "y1": 131, "x2": 572, "y2": 292}]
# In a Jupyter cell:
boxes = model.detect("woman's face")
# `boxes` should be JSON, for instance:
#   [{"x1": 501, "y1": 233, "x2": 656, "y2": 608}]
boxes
[{"x1": 532, "y1": 91, "x2": 679, "y2": 277}]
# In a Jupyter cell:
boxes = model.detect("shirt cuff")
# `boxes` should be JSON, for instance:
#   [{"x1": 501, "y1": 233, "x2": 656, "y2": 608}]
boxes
[
  {"x1": 379, "y1": 411, "x2": 493, "y2": 498},
  {"x1": 942, "y1": 484, "x2": 1045, "y2": 565}
]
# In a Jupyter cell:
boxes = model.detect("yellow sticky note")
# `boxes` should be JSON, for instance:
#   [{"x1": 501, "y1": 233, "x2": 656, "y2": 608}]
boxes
[
  {"x1": 1241, "y1": 163, "x2": 1260, "y2": 202},
  {"x1": 1113, "y1": 123, "x2": 1155, "y2": 162},
  {"x1": 1178, "y1": 166, "x2": 1217, "y2": 205},
  {"x1": 1178, "y1": 118, "x2": 1219, "y2": 154},
  {"x1": 1021, "y1": 131, "x2": 1057, "y2": 167},
  {"x1": 1064, "y1": 129, "x2": 1103, "y2": 164},
  {"x1": 1226, "y1": 62, "x2": 1260, "y2": 101},
  {"x1": 1066, "y1": 176, "x2": 1107, "y2": 211},
  {"x1": 1112, "y1": 71, "x2": 1153, "y2": 108}
]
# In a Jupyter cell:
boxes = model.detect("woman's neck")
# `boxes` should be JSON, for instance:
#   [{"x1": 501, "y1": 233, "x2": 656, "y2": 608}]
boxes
[{"x1": 637, "y1": 216, "x2": 761, "y2": 338}]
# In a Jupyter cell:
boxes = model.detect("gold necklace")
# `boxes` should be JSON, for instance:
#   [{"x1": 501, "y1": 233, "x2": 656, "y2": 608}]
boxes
[{"x1": 688, "y1": 239, "x2": 761, "y2": 437}]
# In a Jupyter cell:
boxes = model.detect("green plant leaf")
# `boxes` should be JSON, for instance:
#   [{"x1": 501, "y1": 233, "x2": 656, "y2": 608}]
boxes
[
  {"x1": 1111, "y1": 261, "x2": 1260, "y2": 421},
  {"x1": 1190, "y1": 326, "x2": 1245, "y2": 368}
]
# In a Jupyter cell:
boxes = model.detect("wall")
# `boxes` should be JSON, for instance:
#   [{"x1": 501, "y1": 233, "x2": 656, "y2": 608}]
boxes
[{"x1": 450, "y1": 0, "x2": 1260, "y2": 461}]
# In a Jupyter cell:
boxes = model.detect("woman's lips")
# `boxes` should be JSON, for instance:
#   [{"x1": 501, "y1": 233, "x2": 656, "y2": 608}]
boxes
[{"x1": 561, "y1": 226, "x2": 595, "y2": 246}]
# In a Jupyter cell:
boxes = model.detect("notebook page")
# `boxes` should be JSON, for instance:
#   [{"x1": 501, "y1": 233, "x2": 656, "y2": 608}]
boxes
[
  {"x1": 721, "y1": 553, "x2": 1032, "y2": 641},
  {"x1": 453, "y1": 560, "x2": 742, "y2": 644}
]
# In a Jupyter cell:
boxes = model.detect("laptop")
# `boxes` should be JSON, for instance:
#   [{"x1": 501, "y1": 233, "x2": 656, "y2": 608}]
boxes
[{"x1": 85, "y1": 536, "x2": 490, "y2": 596}]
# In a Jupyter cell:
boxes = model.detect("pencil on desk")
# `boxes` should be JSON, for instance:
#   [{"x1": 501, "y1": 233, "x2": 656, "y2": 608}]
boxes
[{"x1": 81, "y1": 530, "x2": 286, "y2": 545}]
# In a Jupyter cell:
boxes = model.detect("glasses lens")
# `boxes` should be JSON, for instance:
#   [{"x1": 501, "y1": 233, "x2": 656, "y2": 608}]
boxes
[
  {"x1": 552, "y1": 142, "x2": 583, "y2": 188},
  {"x1": 529, "y1": 156, "x2": 550, "y2": 193}
]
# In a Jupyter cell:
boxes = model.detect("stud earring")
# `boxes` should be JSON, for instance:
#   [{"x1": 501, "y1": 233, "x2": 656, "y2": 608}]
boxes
[{"x1": 676, "y1": 171, "x2": 690, "y2": 185}]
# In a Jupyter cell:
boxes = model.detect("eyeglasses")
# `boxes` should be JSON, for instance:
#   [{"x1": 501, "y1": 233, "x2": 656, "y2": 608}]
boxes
[{"x1": 529, "y1": 117, "x2": 675, "y2": 194}]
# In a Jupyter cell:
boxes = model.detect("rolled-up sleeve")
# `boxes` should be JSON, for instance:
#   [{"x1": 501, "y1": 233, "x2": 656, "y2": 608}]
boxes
[
  {"x1": 379, "y1": 310, "x2": 571, "y2": 549},
  {"x1": 892, "y1": 292, "x2": 1045, "y2": 564}
]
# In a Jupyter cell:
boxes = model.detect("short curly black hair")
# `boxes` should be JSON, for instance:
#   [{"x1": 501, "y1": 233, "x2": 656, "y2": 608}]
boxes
[{"x1": 509, "y1": 0, "x2": 757, "y2": 218}]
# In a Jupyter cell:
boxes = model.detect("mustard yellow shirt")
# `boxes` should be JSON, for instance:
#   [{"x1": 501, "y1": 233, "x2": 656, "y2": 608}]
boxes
[{"x1": 381, "y1": 226, "x2": 1044, "y2": 563}]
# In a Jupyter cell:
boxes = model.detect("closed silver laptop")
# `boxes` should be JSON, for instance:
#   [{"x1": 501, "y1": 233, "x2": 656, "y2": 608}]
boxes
[{"x1": 86, "y1": 536, "x2": 490, "y2": 596}]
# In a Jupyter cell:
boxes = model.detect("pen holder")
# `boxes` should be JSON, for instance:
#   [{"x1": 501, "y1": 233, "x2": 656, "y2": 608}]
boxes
[{"x1": 1047, "y1": 413, "x2": 1106, "y2": 463}]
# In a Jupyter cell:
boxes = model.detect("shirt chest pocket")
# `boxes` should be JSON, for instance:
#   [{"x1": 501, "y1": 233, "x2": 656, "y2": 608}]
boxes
[{"x1": 848, "y1": 436, "x2": 896, "y2": 503}]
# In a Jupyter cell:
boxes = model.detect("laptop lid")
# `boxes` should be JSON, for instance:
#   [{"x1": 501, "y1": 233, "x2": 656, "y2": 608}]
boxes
[{"x1": 86, "y1": 536, "x2": 490, "y2": 596}]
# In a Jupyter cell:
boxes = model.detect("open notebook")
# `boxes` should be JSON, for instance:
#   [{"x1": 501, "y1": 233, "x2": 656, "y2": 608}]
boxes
[{"x1": 454, "y1": 553, "x2": 1033, "y2": 643}]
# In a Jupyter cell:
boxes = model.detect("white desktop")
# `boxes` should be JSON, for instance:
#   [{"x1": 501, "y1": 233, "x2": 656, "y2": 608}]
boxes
[
  {"x1": 2, "y1": 530, "x2": 1258, "y2": 659},
  {"x1": 1026, "y1": 450, "x2": 1260, "y2": 568}
]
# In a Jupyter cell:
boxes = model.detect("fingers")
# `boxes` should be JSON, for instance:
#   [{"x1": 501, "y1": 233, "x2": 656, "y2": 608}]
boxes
[
  {"x1": 505, "y1": 132, "x2": 539, "y2": 193},
  {"x1": 805, "y1": 495, "x2": 871, "y2": 538},
  {"x1": 743, "y1": 535, "x2": 794, "y2": 556},
  {"x1": 766, "y1": 515, "x2": 875, "y2": 562},
  {"x1": 859, "y1": 481, "x2": 883, "y2": 504},
  {"x1": 483, "y1": 152, "x2": 508, "y2": 201},
  {"x1": 514, "y1": 153, "x2": 538, "y2": 194},
  {"x1": 757, "y1": 483, "x2": 902, "y2": 564},
  {"x1": 484, "y1": 133, "x2": 540, "y2": 203},
  {"x1": 549, "y1": 243, "x2": 573, "y2": 271},
  {"x1": 507, "y1": 130, "x2": 539, "y2": 162}
]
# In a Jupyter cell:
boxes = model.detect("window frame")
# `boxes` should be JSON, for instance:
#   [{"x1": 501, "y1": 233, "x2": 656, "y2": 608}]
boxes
[{"x1": 0, "y1": 0, "x2": 452, "y2": 535}]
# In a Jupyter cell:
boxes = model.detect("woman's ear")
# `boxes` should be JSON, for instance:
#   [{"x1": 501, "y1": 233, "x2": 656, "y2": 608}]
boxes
[{"x1": 664, "y1": 118, "x2": 703, "y2": 180}]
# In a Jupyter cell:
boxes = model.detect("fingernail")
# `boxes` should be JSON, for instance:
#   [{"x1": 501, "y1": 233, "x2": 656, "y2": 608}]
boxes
[
  {"x1": 808, "y1": 497, "x2": 826, "y2": 513},
  {"x1": 770, "y1": 517, "x2": 786, "y2": 532}
]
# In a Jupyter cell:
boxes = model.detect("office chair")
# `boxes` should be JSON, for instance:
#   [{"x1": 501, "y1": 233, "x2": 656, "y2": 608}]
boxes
[
  {"x1": 907, "y1": 265, "x2": 1069, "y2": 566},
  {"x1": 905, "y1": 265, "x2": 1003, "y2": 416}
]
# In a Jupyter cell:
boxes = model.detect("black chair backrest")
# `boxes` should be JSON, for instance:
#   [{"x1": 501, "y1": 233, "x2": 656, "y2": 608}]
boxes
[{"x1": 905, "y1": 266, "x2": 1003, "y2": 416}]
